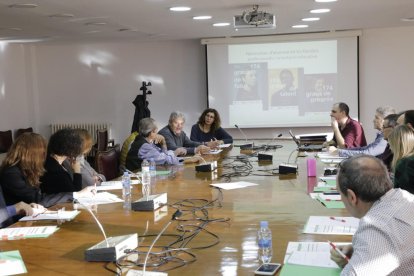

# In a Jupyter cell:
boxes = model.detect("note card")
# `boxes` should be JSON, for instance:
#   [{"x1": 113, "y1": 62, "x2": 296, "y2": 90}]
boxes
[{"x1": 0, "y1": 250, "x2": 27, "y2": 276}]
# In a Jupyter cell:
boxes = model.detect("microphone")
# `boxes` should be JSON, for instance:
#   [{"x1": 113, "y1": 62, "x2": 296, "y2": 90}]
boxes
[
  {"x1": 76, "y1": 199, "x2": 138, "y2": 262},
  {"x1": 258, "y1": 133, "x2": 283, "y2": 162},
  {"x1": 278, "y1": 149, "x2": 299, "y2": 174},
  {"x1": 234, "y1": 124, "x2": 253, "y2": 150},
  {"x1": 142, "y1": 210, "x2": 183, "y2": 274}
]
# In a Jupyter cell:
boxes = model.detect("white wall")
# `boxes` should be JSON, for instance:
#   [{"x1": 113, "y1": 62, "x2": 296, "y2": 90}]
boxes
[
  {"x1": 24, "y1": 39, "x2": 207, "y2": 143},
  {"x1": 1, "y1": 26, "x2": 414, "y2": 144}
]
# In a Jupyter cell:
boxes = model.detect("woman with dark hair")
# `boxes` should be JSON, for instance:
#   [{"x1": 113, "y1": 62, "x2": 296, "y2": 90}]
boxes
[
  {"x1": 0, "y1": 132, "x2": 91, "y2": 208},
  {"x1": 190, "y1": 108, "x2": 233, "y2": 145},
  {"x1": 63, "y1": 129, "x2": 105, "y2": 188},
  {"x1": 40, "y1": 128, "x2": 93, "y2": 194}
]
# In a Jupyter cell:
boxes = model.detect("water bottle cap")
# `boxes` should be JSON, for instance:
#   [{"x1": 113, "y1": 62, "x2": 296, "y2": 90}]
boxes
[
  {"x1": 123, "y1": 171, "x2": 129, "y2": 176},
  {"x1": 260, "y1": 221, "x2": 268, "y2": 227}
]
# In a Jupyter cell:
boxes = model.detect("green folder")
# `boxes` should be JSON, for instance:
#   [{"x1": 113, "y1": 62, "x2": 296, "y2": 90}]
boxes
[
  {"x1": 280, "y1": 263, "x2": 341, "y2": 276},
  {"x1": 313, "y1": 186, "x2": 338, "y2": 193},
  {"x1": 0, "y1": 250, "x2": 27, "y2": 274},
  {"x1": 316, "y1": 196, "x2": 345, "y2": 209},
  {"x1": 155, "y1": 170, "x2": 171, "y2": 176}
]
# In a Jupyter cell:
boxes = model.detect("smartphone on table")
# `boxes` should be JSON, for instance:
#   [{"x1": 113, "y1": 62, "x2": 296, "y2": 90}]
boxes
[{"x1": 254, "y1": 263, "x2": 281, "y2": 275}]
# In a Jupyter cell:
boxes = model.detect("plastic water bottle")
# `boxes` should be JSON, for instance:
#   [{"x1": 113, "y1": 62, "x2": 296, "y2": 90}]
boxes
[
  {"x1": 121, "y1": 172, "x2": 131, "y2": 210},
  {"x1": 257, "y1": 221, "x2": 273, "y2": 264},
  {"x1": 149, "y1": 158, "x2": 156, "y2": 178},
  {"x1": 141, "y1": 159, "x2": 151, "y2": 200}
]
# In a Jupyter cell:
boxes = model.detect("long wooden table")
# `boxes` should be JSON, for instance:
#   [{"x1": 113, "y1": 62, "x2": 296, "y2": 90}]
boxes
[{"x1": 1, "y1": 140, "x2": 351, "y2": 275}]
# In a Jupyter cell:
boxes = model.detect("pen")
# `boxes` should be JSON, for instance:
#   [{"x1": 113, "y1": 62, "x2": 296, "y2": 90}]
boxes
[
  {"x1": 328, "y1": 240, "x2": 350, "y2": 262},
  {"x1": 330, "y1": 216, "x2": 346, "y2": 222}
]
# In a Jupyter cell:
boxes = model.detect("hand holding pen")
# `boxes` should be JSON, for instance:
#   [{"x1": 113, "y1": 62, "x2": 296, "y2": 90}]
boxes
[{"x1": 329, "y1": 240, "x2": 353, "y2": 268}]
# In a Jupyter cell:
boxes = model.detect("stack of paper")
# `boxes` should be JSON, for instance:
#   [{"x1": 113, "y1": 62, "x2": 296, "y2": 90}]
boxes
[
  {"x1": 210, "y1": 181, "x2": 258, "y2": 190},
  {"x1": 76, "y1": 192, "x2": 123, "y2": 205},
  {"x1": 19, "y1": 210, "x2": 80, "y2": 222},
  {"x1": 280, "y1": 242, "x2": 343, "y2": 276},
  {"x1": 0, "y1": 226, "x2": 59, "y2": 240},
  {"x1": 0, "y1": 251, "x2": 27, "y2": 276},
  {"x1": 303, "y1": 216, "x2": 359, "y2": 235}
]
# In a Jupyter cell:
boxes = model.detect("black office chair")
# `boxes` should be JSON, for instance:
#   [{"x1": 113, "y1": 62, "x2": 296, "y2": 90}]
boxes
[
  {"x1": 95, "y1": 146, "x2": 120, "y2": 180},
  {"x1": 15, "y1": 127, "x2": 33, "y2": 139},
  {"x1": 0, "y1": 130, "x2": 13, "y2": 153}
]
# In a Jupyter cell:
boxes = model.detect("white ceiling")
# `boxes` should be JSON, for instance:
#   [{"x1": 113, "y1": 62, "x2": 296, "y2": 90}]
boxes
[{"x1": 0, "y1": 0, "x2": 414, "y2": 42}]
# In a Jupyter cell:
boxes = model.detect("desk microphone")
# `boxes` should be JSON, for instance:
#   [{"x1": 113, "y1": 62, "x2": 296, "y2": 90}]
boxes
[
  {"x1": 234, "y1": 124, "x2": 253, "y2": 149},
  {"x1": 258, "y1": 134, "x2": 283, "y2": 162},
  {"x1": 142, "y1": 210, "x2": 183, "y2": 274},
  {"x1": 76, "y1": 199, "x2": 138, "y2": 262}
]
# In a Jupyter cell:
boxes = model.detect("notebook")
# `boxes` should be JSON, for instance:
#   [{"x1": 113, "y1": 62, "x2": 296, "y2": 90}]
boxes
[{"x1": 289, "y1": 130, "x2": 324, "y2": 152}]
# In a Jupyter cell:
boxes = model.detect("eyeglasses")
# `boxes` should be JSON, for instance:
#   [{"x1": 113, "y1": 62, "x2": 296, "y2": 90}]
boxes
[{"x1": 331, "y1": 110, "x2": 337, "y2": 113}]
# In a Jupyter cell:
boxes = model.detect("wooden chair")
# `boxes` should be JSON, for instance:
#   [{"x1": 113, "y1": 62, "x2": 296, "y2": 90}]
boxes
[
  {"x1": 15, "y1": 127, "x2": 33, "y2": 139},
  {"x1": 95, "y1": 145, "x2": 120, "y2": 180},
  {"x1": 0, "y1": 130, "x2": 13, "y2": 153}
]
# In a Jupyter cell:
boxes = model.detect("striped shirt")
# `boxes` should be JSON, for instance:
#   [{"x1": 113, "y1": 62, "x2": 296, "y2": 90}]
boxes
[{"x1": 342, "y1": 188, "x2": 414, "y2": 275}]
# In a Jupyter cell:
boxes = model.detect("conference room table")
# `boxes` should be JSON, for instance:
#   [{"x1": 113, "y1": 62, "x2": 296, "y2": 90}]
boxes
[{"x1": 1, "y1": 140, "x2": 352, "y2": 275}]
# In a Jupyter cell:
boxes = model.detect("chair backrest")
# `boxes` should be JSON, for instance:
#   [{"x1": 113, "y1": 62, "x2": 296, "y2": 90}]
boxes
[
  {"x1": 15, "y1": 127, "x2": 33, "y2": 139},
  {"x1": 119, "y1": 131, "x2": 139, "y2": 169},
  {"x1": 95, "y1": 146, "x2": 120, "y2": 180},
  {"x1": 96, "y1": 129, "x2": 109, "y2": 151},
  {"x1": 0, "y1": 130, "x2": 13, "y2": 153}
]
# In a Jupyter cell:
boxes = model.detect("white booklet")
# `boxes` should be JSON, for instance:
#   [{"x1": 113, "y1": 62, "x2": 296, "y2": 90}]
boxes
[
  {"x1": 0, "y1": 226, "x2": 59, "y2": 240},
  {"x1": 76, "y1": 191, "x2": 123, "y2": 205},
  {"x1": 284, "y1": 242, "x2": 342, "y2": 268}
]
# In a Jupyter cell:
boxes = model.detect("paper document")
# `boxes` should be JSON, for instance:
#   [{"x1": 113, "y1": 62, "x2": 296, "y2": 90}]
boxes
[
  {"x1": 209, "y1": 149, "x2": 223, "y2": 154},
  {"x1": 0, "y1": 250, "x2": 27, "y2": 276},
  {"x1": 317, "y1": 194, "x2": 341, "y2": 201},
  {"x1": 218, "y1": 143, "x2": 232, "y2": 148},
  {"x1": 76, "y1": 192, "x2": 123, "y2": 205},
  {"x1": 99, "y1": 180, "x2": 140, "y2": 190},
  {"x1": 19, "y1": 210, "x2": 80, "y2": 221},
  {"x1": 303, "y1": 216, "x2": 359, "y2": 235},
  {"x1": 210, "y1": 181, "x2": 258, "y2": 190},
  {"x1": 316, "y1": 153, "x2": 346, "y2": 159},
  {"x1": 0, "y1": 226, "x2": 59, "y2": 240}
]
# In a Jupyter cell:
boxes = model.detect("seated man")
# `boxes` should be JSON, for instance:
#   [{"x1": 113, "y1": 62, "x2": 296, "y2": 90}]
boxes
[
  {"x1": 158, "y1": 111, "x2": 218, "y2": 155},
  {"x1": 125, "y1": 118, "x2": 202, "y2": 171},
  {"x1": 331, "y1": 155, "x2": 414, "y2": 275},
  {"x1": 328, "y1": 106, "x2": 394, "y2": 157},
  {"x1": 324, "y1": 102, "x2": 367, "y2": 149}
]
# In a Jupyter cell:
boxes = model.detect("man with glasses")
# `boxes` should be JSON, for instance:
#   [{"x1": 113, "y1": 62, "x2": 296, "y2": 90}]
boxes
[
  {"x1": 328, "y1": 106, "x2": 395, "y2": 157},
  {"x1": 377, "y1": 114, "x2": 399, "y2": 170},
  {"x1": 331, "y1": 155, "x2": 414, "y2": 275},
  {"x1": 324, "y1": 102, "x2": 367, "y2": 149}
]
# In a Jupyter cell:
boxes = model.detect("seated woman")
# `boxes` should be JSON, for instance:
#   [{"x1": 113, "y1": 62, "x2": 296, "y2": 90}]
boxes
[
  {"x1": 388, "y1": 124, "x2": 414, "y2": 194},
  {"x1": 126, "y1": 118, "x2": 202, "y2": 171},
  {"x1": 63, "y1": 129, "x2": 106, "y2": 188},
  {"x1": 0, "y1": 133, "x2": 92, "y2": 207},
  {"x1": 190, "y1": 108, "x2": 233, "y2": 145},
  {"x1": 40, "y1": 129, "x2": 94, "y2": 195}
]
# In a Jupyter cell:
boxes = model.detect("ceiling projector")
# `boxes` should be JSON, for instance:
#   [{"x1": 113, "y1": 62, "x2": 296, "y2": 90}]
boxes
[{"x1": 234, "y1": 5, "x2": 276, "y2": 29}]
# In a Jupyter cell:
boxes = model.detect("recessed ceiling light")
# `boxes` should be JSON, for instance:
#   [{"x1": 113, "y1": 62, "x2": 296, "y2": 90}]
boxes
[
  {"x1": 193, "y1": 16, "x2": 212, "y2": 20},
  {"x1": 401, "y1": 17, "x2": 414, "y2": 22},
  {"x1": 169, "y1": 6, "x2": 191, "y2": 12},
  {"x1": 49, "y1": 13, "x2": 75, "y2": 18},
  {"x1": 213, "y1": 22, "x2": 230, "y2": 27},
  {"x1": 310, "y1": 9, "x2": 330, "y2": 13},
  {"x1": 85, "y1": 22, "x2": 107, "y2": 26},
  {"x1": 292, "y1": 24, "x2": 309, "y2": 28},
  {"x1": 302, "y1": 17, "x2": 320, "y2": 21},
  {"x1": 8, "y1": 3, "x2": 38, "y2": 8},
  {"x1": 315, "y1": 0, "x2": 337, "y2": 2}
]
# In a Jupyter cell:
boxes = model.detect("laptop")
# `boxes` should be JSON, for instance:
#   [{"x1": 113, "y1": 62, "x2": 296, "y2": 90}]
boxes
[{"x1": 289, "y1": 130, "x2": 325, "y2": 152}]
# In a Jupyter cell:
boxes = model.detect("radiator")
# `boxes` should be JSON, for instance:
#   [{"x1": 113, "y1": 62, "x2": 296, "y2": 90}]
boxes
[{"x1": 50, "y1": 123, "x2": 111, "y2": 143}]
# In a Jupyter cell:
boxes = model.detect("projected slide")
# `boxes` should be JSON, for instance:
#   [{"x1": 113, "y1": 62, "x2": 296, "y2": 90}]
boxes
[{"x1": 207, "y1": 36, "x2": 358, "y2": 128}]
